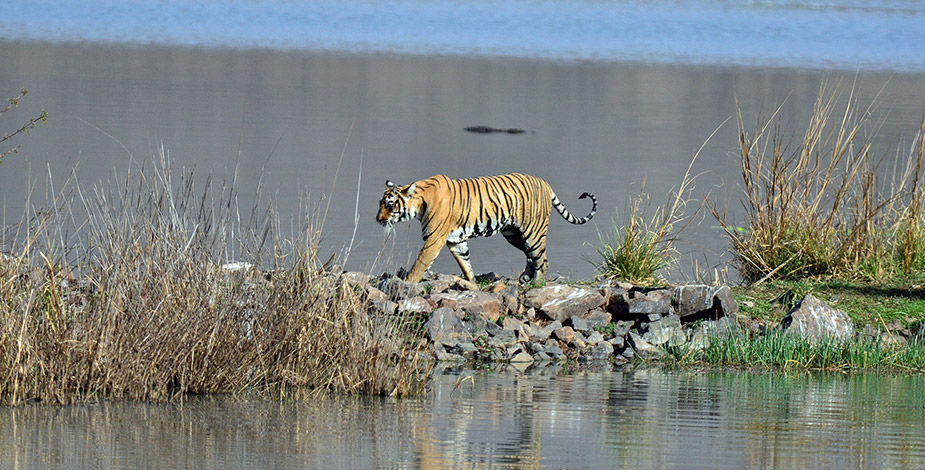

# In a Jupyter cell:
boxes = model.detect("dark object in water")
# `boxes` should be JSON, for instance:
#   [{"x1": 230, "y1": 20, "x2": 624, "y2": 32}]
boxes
[{"x1": 465, "y1": 126, "x2": 530, "y2": 135}]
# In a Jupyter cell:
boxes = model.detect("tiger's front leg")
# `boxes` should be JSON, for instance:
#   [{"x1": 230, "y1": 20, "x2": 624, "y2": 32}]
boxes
[
  {"x1": 447, "y1": 241, "x2": 475, "y2": 282},
  {"x1": 405, "y1": 234, "x2": 448, "y2": 283}
]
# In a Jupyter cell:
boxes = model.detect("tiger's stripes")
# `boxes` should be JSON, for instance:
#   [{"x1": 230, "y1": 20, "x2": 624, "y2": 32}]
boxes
[{"x1": 376, "y1": 173, "x2": 597, "y2": 283}]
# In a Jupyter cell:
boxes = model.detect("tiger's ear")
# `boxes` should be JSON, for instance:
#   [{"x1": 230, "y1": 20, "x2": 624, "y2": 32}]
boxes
[
  {"x1": 404, "y1": 183, "x2": 416, "y2": 196},
  {"x1": 385, "y1": 180, "x2": 395, "y2": 188}
]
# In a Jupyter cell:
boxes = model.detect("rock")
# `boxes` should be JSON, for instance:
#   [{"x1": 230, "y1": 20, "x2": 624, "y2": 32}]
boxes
[
  {"x1": 424, "y1": 307, "x2": 471, "y2": 345},
  {"x1": 500, "y1": 292, "x2": 519, "y2": 313},
  {"x1": 580, "y1": 341, "x2": 614, "y2": 362},
  {"x1": 627, "y1": 331, "x2": 660, "y2": 359},
  {"x1": 365, "y1": 287, "x2": 398, "y2": 315},
  {"x1": 423, "y1": 279, "x2": 452, "y2": 294},
  {"x1": 526, "y1": 341, "x2": 564, "y2": 360},
  {"x1": 430, "y1": 290, "x2": 504, "y2": 322},
  {"x1": 641, "y1": 314, "x2": 684, "y2": 347},
  {"x1": 609, "y1": 288, "x2": 672, "y2": 318},
  {"x1": 341, "y1": 271, "x2": 370, "y2": 288},
  {"x1": 609, "y1": 335, "x2": 625, "y2": 350},
  {"x1": 567, "y1": 316, "x2": 591, "y2": 333},
  {"x1": 781, "y1": 294, "x2": 855, "y2": 342},
  {"x1": 524, "y1": 284, "x2": 605, "y2": 322},
  {"x1": 552, "y1": 326, "x2": 575, "y2": 343},
  {"x1": 366, "y1": 285, "x2": 389, "y2": 303},
  {"x1": 611, "y1": 320, "x2": 634, "y2": 338},
  {"x1": 469, "y1": 317, "x2": 503, "y2": 337},
  {"x1": 672, "y1": 285, "x2": 739, "y2": 321},
  {"x1": 398, "y1": 297, "x2": 435, "y2": 315},
  {"x1": 378, "y1": 276, "x2": 425, "y2": 301},
  {"x1": 434, "y1": 348, "x2": 464, "y2": 362},
  {"x1": 528, "y1": 322, "x2": 553, "y2": 341},
  {"x1": 454, "y1": 279, "x2": 480, "y2": 291},
  {"x1": 510, "y1": 351, "x2": 534, "y2": 363},
  {"x1": 585, "y1": 330, "x2": 605, "y2": 345},
  {"x1": 502, "y1": 316, "x2": 527, "y2": 338},
  {"x1": 579, "y1": 309, "x2": 612, "y2": 330}
]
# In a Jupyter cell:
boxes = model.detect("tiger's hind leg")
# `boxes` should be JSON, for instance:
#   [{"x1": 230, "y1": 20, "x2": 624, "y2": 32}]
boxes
[
  {"x1": 502, "y1": 227, "x2": 548, "y2": 284},
  {"x1": 447, "y1": 241, "x2": 475, "y2": 282}
]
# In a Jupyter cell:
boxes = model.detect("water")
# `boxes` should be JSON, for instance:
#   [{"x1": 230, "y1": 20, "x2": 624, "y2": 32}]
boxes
[
  {"x1": 2, "y1": 367, "x2": 924, "y2": 469},
  {"x1": 3, "y1": 0, "x2": 925, "y2": 71}
]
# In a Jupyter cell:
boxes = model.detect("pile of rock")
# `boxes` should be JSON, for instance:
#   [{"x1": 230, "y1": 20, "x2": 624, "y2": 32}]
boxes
[{"x1": 342, "y1": 271, "x2": 741, "y2": 364}]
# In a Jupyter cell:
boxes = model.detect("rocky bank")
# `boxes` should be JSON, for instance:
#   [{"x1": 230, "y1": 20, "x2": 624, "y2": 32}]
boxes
[
  {"x1": 341, "y1": 271, "x2": 747, "y2": 364},
  {"x1": 339, "y1": 270, "x2": 925, "y2": 364}
]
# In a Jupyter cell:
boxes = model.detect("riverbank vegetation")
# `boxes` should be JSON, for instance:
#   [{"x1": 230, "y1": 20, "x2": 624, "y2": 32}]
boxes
[
  {"x1": 596, "y1": 80, "x2": 925, "y2": 372},
  {"x1": 0, "y1": 149, "x2": 429, "y2": 405},
  {"x1": 665, "y1": 329, "x2": 925, "y2": 372},
  {"x1": 714, "y1": 80, "x2": 925, "y2": 285}
]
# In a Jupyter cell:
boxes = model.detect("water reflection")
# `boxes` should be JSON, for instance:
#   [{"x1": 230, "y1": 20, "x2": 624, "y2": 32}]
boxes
[{"x1": 2, "y1": 367, "x2": 923, "y2": 468}]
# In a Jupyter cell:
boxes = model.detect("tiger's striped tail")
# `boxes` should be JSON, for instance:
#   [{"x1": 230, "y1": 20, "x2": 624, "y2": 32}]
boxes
[{"x1": 551, "y1": 191, "x2": 597, "y2": 224}]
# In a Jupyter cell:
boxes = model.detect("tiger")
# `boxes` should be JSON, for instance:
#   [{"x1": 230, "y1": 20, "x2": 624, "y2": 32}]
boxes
[{"x1": 376, "y1": 173, "x2": 597, "y2": 284}]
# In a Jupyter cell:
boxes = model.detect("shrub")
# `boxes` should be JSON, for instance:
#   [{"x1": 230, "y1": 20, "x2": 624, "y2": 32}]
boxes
[{"x1": 0, "y1": 147, "x2": 429, "y2": 405}]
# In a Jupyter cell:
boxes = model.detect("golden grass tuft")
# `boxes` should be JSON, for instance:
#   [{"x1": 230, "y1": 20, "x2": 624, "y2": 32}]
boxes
[
  {"x1": 712, "y1": 79, "x2": 925, "y2": 285},
  {"x1": 0, "y1": 148, "x2": 429, "y2": 405}
]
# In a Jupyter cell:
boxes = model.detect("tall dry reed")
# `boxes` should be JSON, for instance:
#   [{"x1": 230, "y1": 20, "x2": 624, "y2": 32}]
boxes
[
  {"x1": 0, "y1": 147, "x2": 428, "y2": 405},
  {"x1": 713, "y1": 80, "x2": 925, "y2": 284}
]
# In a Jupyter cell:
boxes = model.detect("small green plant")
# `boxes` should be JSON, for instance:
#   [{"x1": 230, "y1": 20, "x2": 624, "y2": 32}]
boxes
[
  {"x1": 595, "y1": 322, "x2": 617, "y2": 337},
  {"x1": 472, "y1": 334, "x2": 494, "y2": 361},
  {"x1": 596, "y1": 191, "x2": 676, "y2": 286}
]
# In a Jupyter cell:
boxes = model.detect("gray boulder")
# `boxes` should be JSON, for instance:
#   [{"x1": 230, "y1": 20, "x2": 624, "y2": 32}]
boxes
[
  {"x1": 781, "y1": 294, "x2": 854, "y2": 342},
  {"x1": 524, "y1": 284, "x2": 605, "y2": 322},
  {"x1": 424, "y1": 307, "x2": 471, "y2": 345},
  {"x1": 672, "y1": 285, "x2": 739, "y2": 320},
  {"x1": 609, "y1": 288, "x2": 672, "y2": 318},
  {"x1": 430, "y1": 290, "x2": 505, "y2": 321},
  {"x1": 378, "y1": 276, "x2": 426, "y2": 301}
]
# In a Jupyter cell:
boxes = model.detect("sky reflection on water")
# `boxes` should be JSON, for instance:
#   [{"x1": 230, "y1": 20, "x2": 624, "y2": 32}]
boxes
[{"x1": 2, "y1": 0, "x2": 925, "y2": 71}]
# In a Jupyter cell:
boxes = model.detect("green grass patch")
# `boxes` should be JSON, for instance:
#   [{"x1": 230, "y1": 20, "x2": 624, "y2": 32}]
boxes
[
  {"x1": 664, "y1": 329, "x2": 925, "y2": 372},
  {"x1": 732, "y1": 279, "x2": 925, "y2": 328}
]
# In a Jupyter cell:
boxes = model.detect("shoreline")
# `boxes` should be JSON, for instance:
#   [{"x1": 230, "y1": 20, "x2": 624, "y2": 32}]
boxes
[{"x1": 343, "y1": 268, "x2": 925, "y2": 370}]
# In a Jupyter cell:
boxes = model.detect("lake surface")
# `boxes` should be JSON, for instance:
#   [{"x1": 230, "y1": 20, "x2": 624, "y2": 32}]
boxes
[
  {"x1": 4, "y1": 0, "x2": 925, "y2": 71},
  {"x1": 2, "y1": 366, "x2": 924, "y2": 469}
]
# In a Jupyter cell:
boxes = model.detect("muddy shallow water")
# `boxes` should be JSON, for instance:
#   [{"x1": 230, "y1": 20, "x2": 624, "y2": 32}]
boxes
[{"x1": 2, "y1": 366, "x2": 923, "y2": 469}]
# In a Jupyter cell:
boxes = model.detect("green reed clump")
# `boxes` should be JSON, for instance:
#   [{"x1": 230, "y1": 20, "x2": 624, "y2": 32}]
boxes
[
  {"x1": 713, "y1": 79, "x2": 925, "y2": 284},
  {"x1": 597, "y1": 192, "x2": 676, "y2": 286},
  {"x1": 0, "y1": 148, "x2": 429, "y2": 405},
  {"x1": 673, "y1": 329, "x2": 925, "y2": 372}
]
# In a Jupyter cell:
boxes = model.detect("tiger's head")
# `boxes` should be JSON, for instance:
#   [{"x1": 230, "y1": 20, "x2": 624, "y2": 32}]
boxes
[{"x1": 376, "y1": 180, "x2": 418, "y2": 230}]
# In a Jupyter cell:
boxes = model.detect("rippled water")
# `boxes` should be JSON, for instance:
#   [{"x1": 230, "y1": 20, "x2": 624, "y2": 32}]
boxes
[
  {"x1": 2, "y1": 367, "x2": 924, "y2": 468},
  {"x1": 3, "y1": 0, "x2": 925, "y2": 71}
]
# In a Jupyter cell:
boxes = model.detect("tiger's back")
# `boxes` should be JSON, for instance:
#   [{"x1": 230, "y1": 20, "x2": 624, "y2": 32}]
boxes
[{"x1": 377, "y1": 173, "x2": 596, "y2": 283}]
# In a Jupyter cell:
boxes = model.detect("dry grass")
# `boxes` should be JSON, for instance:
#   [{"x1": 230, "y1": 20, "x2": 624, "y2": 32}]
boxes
[
  {"x1": 0, "y1": 147, "x2": 429, "y2": 405},
  {"x1": 712, "y1": 79, "x2": 925, "y2": 284}
]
